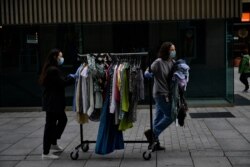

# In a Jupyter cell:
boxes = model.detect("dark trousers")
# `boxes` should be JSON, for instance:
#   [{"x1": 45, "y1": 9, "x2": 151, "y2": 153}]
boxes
[
  {"x1": 43, "y1": 111, "x2": 67, "y2": 154},
  {"x1": 240, "y1": 73, "x2": 250, "y2": 90}
]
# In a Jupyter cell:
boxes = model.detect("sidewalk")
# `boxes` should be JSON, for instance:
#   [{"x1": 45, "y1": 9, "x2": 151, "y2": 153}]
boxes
[{"x1": 0, "y1": 68, "x2": 250, "y2": 167}]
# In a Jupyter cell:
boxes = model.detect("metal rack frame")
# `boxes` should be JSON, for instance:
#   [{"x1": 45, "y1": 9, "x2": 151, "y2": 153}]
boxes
[{"x1": 70, "y1": 52, "x2": 155, "y2": 160}]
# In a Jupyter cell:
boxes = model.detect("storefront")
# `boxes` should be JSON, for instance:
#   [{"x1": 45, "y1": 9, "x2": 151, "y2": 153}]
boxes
[
  {"x1": 0, "y1": 0, "x2": 241, "y2": 107},
  {"x1": 232, "y1": 1, "x2": 250, "y2": 67}
]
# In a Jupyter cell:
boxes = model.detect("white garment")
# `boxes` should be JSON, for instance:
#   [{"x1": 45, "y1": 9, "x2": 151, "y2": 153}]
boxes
[
  {"x1": 81, "y1": 65, "x2": 89, "y2": 77},
  {"x1": 75, "y1": 66, "x2": 84, "y2": 113},
  {"x1": 110, "y1": 65, "x2": 117, "y2": 114},
  {"x1": 81, "y1": 66, "x2": 90, "y2": 114}
]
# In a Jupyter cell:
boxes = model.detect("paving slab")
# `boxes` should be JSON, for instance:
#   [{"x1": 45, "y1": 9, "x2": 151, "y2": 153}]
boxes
[
  {"x1": 225, "y1": 151, "x2": 250, "y2": 157},
  {"x1": 192, "y1": 157, "x2": 232, "y2": 167},
  {"x1": 84, "y1": 152, "x2": 123, "y2": 167},
  {"x1": 210, "y1": 130, "x2": 243, "y2": 139},
  {"x1": 0, "y1": 118, "x2": 12, "y2": 126},
  {"x1": 228, "y1": 157, "x2": 250, "y2": 166},
  {"x1": 0, "y1": 138, "x2": 41, "y2": 155},
  {"x1": 156, "y1": 152, "x2": 193, "y2": 167},
  {"x1": 15, "y1": 160, "x2": 52, "y2": 167},
  {"x1": 191, "y1": 150, "x2": 224, "y2": 157},
  {"x1": 216, "y1": 139, "x2": 250, "y2": 151},
  {"x1": 121, "y1": 152, "x2": 158, "y2": 167},
  {"x1": 0, "y1": 143, "x2": 11, "y2": 152},
  {"x1": 204, "y1": 119, "x2": 234, "y2": 130},
  {"x1": 242, "y1": 133, "x2": 250, "y2": 142},
  {"x1": 234, "y1": 126, "x2": 250, "y2": 134},
  {"x1": 0, "y1": 133, "x2": 26, "y2": 144},
  {"x1": 50, "y1": 160, "x2": 86, "y2": 167},
  {"x1": 0, "y1": 161, "x2": 19, "y2": 167}
]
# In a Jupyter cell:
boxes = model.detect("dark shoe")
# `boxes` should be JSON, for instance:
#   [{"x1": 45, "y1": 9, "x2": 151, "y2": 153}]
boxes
[
  {"x1": 144, "y1": 129, "x2": 154, "y2": 144},
  {"x1": 154, "y1": 142, "x2": 165, "y2": 151},
  {"x1": 149, "y1": 142, "x2": 165, "y2": 151}
]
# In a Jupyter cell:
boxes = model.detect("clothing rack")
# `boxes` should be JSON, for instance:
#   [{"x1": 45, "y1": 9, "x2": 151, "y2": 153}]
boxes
[{"x1": 70, "y1": 51, "x2": 155, "y2": 160}]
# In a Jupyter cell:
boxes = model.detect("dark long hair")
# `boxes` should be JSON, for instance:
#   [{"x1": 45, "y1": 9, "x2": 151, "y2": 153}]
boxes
[
  {"x1": 39, "y1": 48, "x2": 61, "y2": 85},
  {"x1": 158, "y1": 42, "x2": 173, "y2": 60}
]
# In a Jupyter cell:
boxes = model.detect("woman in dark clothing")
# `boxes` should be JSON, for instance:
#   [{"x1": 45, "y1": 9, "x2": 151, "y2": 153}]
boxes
[{"x1": 39, "y1": 49, "x2": 74, "y2": 159}]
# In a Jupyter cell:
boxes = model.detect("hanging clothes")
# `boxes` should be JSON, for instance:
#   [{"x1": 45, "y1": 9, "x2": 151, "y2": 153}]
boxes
[
  {"x1": 73, "y1": 54, "x2": 145, "y2": 137},
  {"x1": 73, "y1": 53, "x2": 147, "y2": 154},
  {"x1": 89, "y1": 56, "x2": 105, "y2": 121},
  {"x1": 110, "y1": 65, "x2": 118, "y2": 114},
  {"x1": 119, "y1": 63, "x2": 132, "y2": 131},
  {"x1": 80, "y1": 65, "x2": 90, "y2": 115},
  {"x1": 95, "y1": 65, "x2": 124, "y2": 155},
  {"x1": 75, "y1": 64, "x2": 89, "y2": 124},
  {"x1": 74, "y1": 54, "x2": 106, "y2": 123},
  {"x1": 118, "y1": 64, "x2": 144, "y2": 131},
  {"x1": 128, "y1": 67, "x2": 145, "y2": 123},
  {"x1": 93, "y1": 63, "x2": 105, "y2": 109},
  {"x1": 121, "y1": 62, "x2": 130, "y2": 112},
  {"x1": 72, "y1": 64, "x2": 83, "y2": 112}
]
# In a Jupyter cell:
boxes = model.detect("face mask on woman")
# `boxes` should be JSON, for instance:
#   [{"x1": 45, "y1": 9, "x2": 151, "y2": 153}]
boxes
[
  {"x1": 58, "y1": 57, "x2": 64, "y2": 65},
  {"x1": 170, "y1": 50, "x2": 176, "y2": 58}
]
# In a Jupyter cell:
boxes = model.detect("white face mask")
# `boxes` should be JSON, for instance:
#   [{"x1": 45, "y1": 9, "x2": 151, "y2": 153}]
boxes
[
  {"x1": 170, "y1": 50, "x2": 176, "y2": 58},
  {"x1": 58, "y1": 57, "x2": 64, "y2": 65}
]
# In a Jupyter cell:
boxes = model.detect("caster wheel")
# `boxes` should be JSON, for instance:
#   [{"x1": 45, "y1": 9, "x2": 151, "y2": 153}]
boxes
[
  {"x1": 70, "y1": 150, "x2": 79, "y2": 160},
  {"x1": 143, "y1": 151, "x2": 151, "y2": 160},
  {"x1": 81, "y1": 144, "x2": 89, "y2": 152}
]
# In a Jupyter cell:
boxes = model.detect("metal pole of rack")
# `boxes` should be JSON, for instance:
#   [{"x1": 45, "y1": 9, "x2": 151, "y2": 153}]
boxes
[
  {"x1": 148, "y1": 53, "x2": 153, "y2": 135},
  {"x1": 109, "y1": 52, "x2": 148, "y2": 56}
]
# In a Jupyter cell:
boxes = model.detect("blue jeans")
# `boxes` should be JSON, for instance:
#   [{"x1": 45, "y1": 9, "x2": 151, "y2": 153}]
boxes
[{"x1": 153, "y1": 95, "x2": 173, "y2": 139}]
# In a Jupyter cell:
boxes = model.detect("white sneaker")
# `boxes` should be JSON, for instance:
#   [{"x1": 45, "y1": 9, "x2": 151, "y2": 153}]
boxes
[
  {"x1": 42, "y1": 153, "x2": 59, "y2": 160},
  {"x1": 50, "y1": 144, "x2": 63, "y2": 152}
]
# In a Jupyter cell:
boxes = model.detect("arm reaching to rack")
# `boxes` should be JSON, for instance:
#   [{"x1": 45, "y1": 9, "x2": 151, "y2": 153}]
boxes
[
  {"x1": 68, "y1": 74, "x2": 77, "y2": 79},
  {"x1": 144, "y1": 68, "x2": 153, "y2": 79}
]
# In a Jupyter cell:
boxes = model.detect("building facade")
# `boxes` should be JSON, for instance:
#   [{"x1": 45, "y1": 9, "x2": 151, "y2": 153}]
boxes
[{"x1": 0, "y1": 0, "x2": 242, "y2": 107}]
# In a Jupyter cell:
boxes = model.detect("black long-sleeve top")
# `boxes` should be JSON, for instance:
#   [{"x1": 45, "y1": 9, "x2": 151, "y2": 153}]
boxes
[{"x1": 42, "y1": 66, "x2": 74, "y2": 112}]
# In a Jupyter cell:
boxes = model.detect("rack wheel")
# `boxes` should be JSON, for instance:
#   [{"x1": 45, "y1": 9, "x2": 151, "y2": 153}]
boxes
[
  {"x1": 81, "y1": 143, "x2": 89, "y2": 152},
  {"x1": 143, "y1": 151, "x2": 151, "y2": 160},
  {"x1": 70, "y1": 150, "x2": 79, "y2": 160}
]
